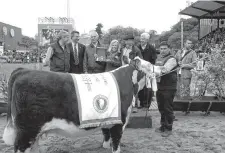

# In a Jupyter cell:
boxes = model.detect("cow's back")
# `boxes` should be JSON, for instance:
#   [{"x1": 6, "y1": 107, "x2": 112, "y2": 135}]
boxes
[{"x1": 12, "y1": 69, "x2": 79, "y2": 123}]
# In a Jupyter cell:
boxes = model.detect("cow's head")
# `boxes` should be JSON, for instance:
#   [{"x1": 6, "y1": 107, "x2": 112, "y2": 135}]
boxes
[
  {"x1": 130, "y1": 57, "x2": 155, "y2": 77},
  {"x1": 129, "y1": 57, "x2": 155, "y2": 95}
]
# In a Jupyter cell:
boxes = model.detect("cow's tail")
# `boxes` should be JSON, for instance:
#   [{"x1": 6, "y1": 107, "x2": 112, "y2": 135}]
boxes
[{"x1": 3, "y1": 68, "x2": 24, "y2": 145}]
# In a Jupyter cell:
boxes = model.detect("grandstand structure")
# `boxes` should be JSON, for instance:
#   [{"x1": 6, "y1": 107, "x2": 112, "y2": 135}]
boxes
[
  {"x1": 174, "y1": 0, "x2": 225, "y2": 115},
  {"x1": 179, "y1": 0, "x2": 225, "y2": 39}
]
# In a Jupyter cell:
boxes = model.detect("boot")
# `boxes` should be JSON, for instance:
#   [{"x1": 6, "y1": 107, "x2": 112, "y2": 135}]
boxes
[{"x1": 155, "y1": 125, "x2": 165, "y2": 133}]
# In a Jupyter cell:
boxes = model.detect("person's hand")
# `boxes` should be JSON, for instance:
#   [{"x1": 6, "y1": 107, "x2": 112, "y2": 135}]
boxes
[
  {"x1": 114, "y1": 56, "x2": 119, "y2": 60},
  {"x1": 123, "y1": 56, "x2": 129, "y2": 64},
  {"x1": 94, "y1": 53, "x2": 98, "y2": 60},
  {"x1": 178, "y1": 61, "x2": 182, "y2": 66}
]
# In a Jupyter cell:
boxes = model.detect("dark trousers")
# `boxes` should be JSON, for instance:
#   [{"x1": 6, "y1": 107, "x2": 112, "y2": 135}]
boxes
[
  {"x1": 138, "y1": 87, "x2": 152, "y2": 107},
  {"x1": 156, "y1": 89, "x2": 176, "y2": 130},
  {"x1": 87, "y1": 68, "x2": 105, "y2": 74},
  {"x1": 70, "y1": 65, "x2": 83, "y2": 74}
]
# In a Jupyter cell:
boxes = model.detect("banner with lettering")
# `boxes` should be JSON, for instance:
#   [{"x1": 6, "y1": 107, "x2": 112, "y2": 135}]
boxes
[{"x1": 70, "y1": 72, "x2": 122, "y2": 128}]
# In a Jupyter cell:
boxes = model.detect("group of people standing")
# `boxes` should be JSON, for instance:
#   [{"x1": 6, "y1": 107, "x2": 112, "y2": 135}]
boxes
[
  {"x1": 43, "y1": 29, "x2": 197, "y2": 137},
  {"x1": 43, "y1": 29, "x2": 157, "y2": 109}
]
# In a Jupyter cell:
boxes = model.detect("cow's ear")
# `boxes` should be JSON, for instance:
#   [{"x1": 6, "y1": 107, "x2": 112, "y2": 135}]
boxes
[
  {"x1": 129, "y1": 59, "x2": 135, "y2": 67},
  {"x1": 133, "y1": 57, "x2": 141, "y2": 69}
]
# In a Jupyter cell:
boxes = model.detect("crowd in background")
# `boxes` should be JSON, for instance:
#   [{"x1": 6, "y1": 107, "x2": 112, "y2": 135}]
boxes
[
  {"x1": 196, "y1": 28, "x2": 225, "y2": 55},
  {"x1": 0, "y1": 50, "x2": 43, "y2": 63}
]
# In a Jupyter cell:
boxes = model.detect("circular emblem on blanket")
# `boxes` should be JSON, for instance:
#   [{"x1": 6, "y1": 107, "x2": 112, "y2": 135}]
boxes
[{"x1": 93, "y1": 95, "x2": 109, "y2": 113}]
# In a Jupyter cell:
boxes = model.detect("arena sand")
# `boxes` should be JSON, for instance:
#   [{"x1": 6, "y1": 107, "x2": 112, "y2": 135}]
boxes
[{"x1": 0, "y1": 111, "x2": 225, "y2": 153}]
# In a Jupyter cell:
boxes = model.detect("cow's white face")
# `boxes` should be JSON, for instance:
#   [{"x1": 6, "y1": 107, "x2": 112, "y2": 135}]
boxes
[{"x1": 132, "y1": 57, "x2": 159, "y2": 78}]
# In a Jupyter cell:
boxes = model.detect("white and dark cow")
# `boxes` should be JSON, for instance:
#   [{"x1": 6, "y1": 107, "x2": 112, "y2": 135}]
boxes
[{"x1": 2, "y1": 58, "x2": 149, "y2": 153}]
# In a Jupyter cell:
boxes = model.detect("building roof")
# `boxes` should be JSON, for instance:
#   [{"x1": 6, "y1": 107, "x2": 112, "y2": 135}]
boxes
[
  {"x1": 0, "y1": 21, "x2": 21, "y2": 30},
  {"x1": 179, "y1": 1, "x2": 225, "y2": 19}
]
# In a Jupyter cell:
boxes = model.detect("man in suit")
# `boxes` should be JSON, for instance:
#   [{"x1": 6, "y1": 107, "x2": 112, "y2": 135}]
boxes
[
  {"x1": 69, "y1": 31, "x2": 86, "y2": 74},
  {"x1": 137, "y1": 32, "x2": 157, "y2": 108}
]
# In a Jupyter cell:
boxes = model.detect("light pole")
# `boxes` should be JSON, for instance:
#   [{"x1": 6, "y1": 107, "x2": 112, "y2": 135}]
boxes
[
  {"x1": 181, "y1": 19, "x2": 184, "y2": 49},
  {"x1": 67, "y1": 0, "x2": 70, "y2": 18},
  {"x1": 180, "y1": 9, "x2": 184, "y2": 49}
]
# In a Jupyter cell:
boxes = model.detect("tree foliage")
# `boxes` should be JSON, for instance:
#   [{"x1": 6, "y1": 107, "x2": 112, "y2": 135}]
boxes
[
  {"x1": 102, "y1": 26, "x2": 144, "y2": 44},
  {"x1": 18, "y1": 36, "x2": 38, "y2": 49},
  {"x1": 192, "y1": 51, "x2": 225, "y2": 100},
  {"x1": 157, "y1": 17, "x2": 199, "y2": 49},
  {"x1": 96, "y1": 23, "x2": 103, "y2": 39},
  {"x1": 100, "y1": 17, "x2": 199, "y2": 49}
]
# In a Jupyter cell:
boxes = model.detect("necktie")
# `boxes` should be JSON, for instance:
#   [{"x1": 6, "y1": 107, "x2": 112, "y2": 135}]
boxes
[{"x1": 74, "y1": 44, "x2": 79, "y2": 65}]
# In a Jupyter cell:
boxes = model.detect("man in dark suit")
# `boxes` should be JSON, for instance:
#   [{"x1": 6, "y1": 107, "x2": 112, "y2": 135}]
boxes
[
  {"x1": 69, "y1": 31, "x2": 86, "y2": 74},
  {"x1": 137, "y1": 32, "x2": 157, "y2": 108}
]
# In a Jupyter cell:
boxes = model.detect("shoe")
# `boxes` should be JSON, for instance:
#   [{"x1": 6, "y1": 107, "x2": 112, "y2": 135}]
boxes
[
  {"x1": 161, "y1": 130, "x2": 172, "y2": 137},
  {"x1": 173, "y1": 118, "x2": 178, "y2": 121},
  {"x1": 173, "y1": 115, "x2": 178, "y2": 121},
  {"x1": 155, "y1": 126, "x2": 165, "y2": 133}
]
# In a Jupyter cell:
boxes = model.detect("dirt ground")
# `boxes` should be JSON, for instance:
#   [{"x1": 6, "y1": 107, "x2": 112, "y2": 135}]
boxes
[{"x1": 0, "y1": 111, "x2": 225, "y2": 153}]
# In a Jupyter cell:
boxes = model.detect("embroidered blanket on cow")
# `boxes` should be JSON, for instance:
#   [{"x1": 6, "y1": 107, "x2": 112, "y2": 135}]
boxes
[{"x1": 70, "y1": 72, "x2": 122, "y2": 128}]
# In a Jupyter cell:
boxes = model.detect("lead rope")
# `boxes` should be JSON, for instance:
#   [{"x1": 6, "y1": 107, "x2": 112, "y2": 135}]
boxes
[
  {"x1": 155, "y1": 54, "x2": 210, "y2": 78},
  {"x1": 144, "y1": 65, "x2": 154, "y2": 121}
]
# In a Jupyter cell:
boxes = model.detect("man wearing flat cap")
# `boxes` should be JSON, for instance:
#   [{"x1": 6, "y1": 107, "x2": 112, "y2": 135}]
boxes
[
  {"x1": 121, "y1": 34, "x2": 143, "y2": 112},
  {"x1": 121, "y1": 34, "x2": 143, "y2": 65},
  {"x1": 44, "y1": 30, "x2": 71, "y2": 72}
]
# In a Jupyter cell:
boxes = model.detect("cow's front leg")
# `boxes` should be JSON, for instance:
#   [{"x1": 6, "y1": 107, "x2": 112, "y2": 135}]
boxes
[
  {"x1": 102, "y1": 128, "x2": 111, "y2": 149},
  {"x1": 14, "y1": 129, "x2": 35, "y2": 153},
  {"x1": 110, "y1": 124, "x2": 123, "y2": 153}
]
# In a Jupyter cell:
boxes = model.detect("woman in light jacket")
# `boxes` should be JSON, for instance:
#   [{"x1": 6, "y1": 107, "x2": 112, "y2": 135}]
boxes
[{"x1": 105, "y1": 40, "x2": 122, "y2": 72}]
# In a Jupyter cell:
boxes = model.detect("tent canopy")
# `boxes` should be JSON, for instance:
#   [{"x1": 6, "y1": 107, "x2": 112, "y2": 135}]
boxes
[{"x1": 179, "y1": 1, "x2": 225, "y2": 19}]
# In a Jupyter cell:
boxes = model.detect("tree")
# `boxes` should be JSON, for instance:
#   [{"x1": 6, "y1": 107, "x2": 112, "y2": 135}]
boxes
[
  {"x1": 102, "y1": 26, "x2": 145, "y2": 45},
  {"x1": 20, "y1": 36, "x2": 38, "y2": 49},
  {"x1": 157, "y1": 17, "x2": 199, "y2": 49},
  {"x1": 96, "y1": 23, "x2": 103, "y2": 39},
  {"x1": 149, "y1": 30, "x2": 157, "y2": 37}
]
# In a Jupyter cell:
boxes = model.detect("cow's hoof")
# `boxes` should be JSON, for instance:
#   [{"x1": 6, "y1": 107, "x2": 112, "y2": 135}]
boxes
[
  {"x1": 103, "y1": 139, "x2": 111, "y2": 149},
  {"x1": 112, "y1": 146, "x2": 121, "y2": 153}
]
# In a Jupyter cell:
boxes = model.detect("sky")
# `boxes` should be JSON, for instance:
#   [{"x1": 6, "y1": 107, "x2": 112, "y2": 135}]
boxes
[{"x1": 0, "y1": 0, "x2": 197, "y2": 37}]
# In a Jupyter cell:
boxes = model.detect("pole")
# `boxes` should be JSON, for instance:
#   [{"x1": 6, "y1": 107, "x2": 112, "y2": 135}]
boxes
[
  {"x1": 181, "y1": 20, "x2": 184, "y2": 49},
  {"x1": 37, "y1": 30, "x2": 42, "y2": 70},
  {"x1": 180, "y1": 9, "x2": 184, "y2": 49},
  {"x1": 67, "y1": 0, "x2": 70, "y2": 18},
  {"x1": 198, "y1": 19, "x2": 200, "y2": 40}
]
